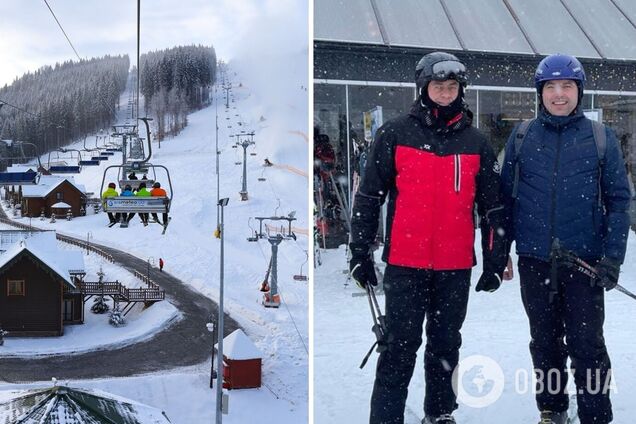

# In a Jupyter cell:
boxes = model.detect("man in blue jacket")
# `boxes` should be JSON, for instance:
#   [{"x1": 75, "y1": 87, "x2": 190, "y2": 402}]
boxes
[{"x1": 501, "y1": 54, "x2": 631, "y2": 424}]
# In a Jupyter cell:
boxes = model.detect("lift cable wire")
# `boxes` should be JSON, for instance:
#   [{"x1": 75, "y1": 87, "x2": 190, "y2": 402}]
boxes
[
  {"x1": 41, "y1": 0, "x2": 117, "y2": 121},
  {"x1": 43, "y1": 0, "x2": 82, "y2": 61},
  {"x1": 0, "y1": 98, "x2": 65, "y2": 129}
]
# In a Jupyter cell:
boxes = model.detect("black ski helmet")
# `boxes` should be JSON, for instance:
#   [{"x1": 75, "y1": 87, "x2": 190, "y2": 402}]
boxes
[{"x1": 415, "y1": 52, "x2": 468, "y2": 94}]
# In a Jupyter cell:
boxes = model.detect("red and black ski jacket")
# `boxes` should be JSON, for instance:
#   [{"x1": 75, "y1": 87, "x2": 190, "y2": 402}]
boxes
[{"x1": 350, "y1": 102, "x2": 507, "y2": 272}]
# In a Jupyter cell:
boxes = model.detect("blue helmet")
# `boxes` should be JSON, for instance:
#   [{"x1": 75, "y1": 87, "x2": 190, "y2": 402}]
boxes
[{"x1": 534, "y1": 54, "x2": 586, "y2": 92}]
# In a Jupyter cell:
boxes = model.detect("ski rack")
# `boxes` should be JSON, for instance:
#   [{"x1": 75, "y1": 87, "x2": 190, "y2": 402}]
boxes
[{"x1": 246, "y1": 215, "x2": 297, "y2": 242}]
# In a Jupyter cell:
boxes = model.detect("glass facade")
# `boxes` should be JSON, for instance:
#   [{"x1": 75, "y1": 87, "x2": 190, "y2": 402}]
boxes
[
  {"x1": 477, "y1": 90, "x2": 536, "y2": 153},
  {"x1": 595, "y1": 94, "x2": 636, "y2": 179}
]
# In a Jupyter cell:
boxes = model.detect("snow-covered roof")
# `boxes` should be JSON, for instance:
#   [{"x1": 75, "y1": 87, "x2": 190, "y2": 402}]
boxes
[
  {"x1": 0, "y1": 385, "x2": 172, "y2": 424},
  {"x1": 22, "y1": 176, "x2": 86, "y2": 198},
  {"x1": 5, "y1": 164, "x2": 37, "y2": 173},
  {"x1": 51, "y1": 202, "x2": 71, "y2": 208},
  {"x1": 0, "y1": 232, "x2": 84, "y2": 286},
  {"x1": 215, "y1": 329, "x2": 262, "y2": 360}
]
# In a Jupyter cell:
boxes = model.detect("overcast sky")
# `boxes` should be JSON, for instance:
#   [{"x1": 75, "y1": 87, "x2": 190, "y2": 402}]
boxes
[{"x1": 0, "y1": 0, "x2": 307, "y2": 87}]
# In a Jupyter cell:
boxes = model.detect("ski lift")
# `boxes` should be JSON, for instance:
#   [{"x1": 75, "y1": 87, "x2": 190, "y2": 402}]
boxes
[
  {"x1": 79, "y1": 138, "x2": 101, "y2": 166},
  {"x1": 0, "y1": 142, "x2": 42, "y2": 184},
  {"x1": 100, "y1": 118, "x2": 173, "y2": 233},
  {"x1": 100, "y1": 163, "x2": 172, "y2": 233},
  {"x1": 248, "y1": 215, "x2": 297, "y2": 241},
  {"x1": 261, "y1": 235, "x2": 282, "y2": 308},
  {"x1": 95, "y1": 135, "x2": 115, "y2": 156},
  {"x1": 293, "y1": 250, "x2": 309, "y2": 281},
  {"x1": 47, "y1": 148, "x2": 82, "y2": 174}
]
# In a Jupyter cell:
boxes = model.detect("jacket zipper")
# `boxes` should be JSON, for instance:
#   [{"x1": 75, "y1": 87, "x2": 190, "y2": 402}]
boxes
[
  {"x1": 550, "y1": 129, "x2": 562, "y2": 248},
  {"x1": 454, "y1": 154, "x2": 461, "y2": 193}
]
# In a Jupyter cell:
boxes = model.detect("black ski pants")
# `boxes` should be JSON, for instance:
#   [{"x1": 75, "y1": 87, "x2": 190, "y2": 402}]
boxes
[
  {"x1": 519, "y1": 257, "x2": 612, "y2": 424},
  {"x1": 370, "y1": 265, "x2": 471, "y2": 424}
]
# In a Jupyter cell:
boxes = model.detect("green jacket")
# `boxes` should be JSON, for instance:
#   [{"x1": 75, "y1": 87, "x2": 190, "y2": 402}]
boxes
[
  {"x1": 102, "y1": 187, "x2": 119, "y2": 199},
  {"x1": 136, "y1": 188, "x2": 151, "y2": 197}
]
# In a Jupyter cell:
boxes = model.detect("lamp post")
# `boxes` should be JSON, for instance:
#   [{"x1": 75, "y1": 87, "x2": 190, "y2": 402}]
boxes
[
  {"x1": 216, "y1": 197, "x2": 229, "y2": 423},
  {"x1": 215, "y1": 82, "x2": 221, "y2": 236},
  {"x1": 86, "y1": 231, "x2": 92, "y2": 255},
  {"x1": 206, "y1": 320, "x2": 216, "y2": 388},
  {"x1": 147, "y1": 257, "x2": 155, "y2": 283}
]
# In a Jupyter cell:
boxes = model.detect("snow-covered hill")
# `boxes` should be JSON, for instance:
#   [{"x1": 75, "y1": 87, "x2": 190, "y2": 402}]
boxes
[{"x1": 0, "y1": 53, "x2": 308, "y2": 422}]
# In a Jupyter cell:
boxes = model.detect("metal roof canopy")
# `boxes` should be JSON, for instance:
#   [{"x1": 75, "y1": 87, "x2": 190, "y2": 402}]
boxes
[{"x1": 314, "y1": 0, "x2": 636, "y2": 60}]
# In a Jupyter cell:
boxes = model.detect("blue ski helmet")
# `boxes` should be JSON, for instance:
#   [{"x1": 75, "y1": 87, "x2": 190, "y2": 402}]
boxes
[
  {"x1": 415, "y1": 52, "x2": 468, "y2": 94},
  {"x1": 535, "y1": 54, "x2": 586, "y2": 97}
]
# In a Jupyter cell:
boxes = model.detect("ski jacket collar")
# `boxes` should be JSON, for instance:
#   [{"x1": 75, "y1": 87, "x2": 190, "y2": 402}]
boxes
[
  {"x1": 538, "y1": 108, "x2": 585, "y2": 130},
  {"x1": 408, "y1": 100, "x2": 473, "y2": 134}
]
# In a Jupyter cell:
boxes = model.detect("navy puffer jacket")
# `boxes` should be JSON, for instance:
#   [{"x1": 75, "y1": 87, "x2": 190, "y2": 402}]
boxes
[{"x1": 501, "y1": 110, "x2": 631, "y2": 263}]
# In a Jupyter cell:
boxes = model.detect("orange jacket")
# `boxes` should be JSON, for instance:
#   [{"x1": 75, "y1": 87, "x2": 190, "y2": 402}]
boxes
[{"x1": 150, "y1": 187, "x2": 167, "y2": 196}]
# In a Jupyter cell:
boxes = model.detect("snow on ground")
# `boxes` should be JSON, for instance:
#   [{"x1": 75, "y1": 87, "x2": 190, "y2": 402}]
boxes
[
  {"x1": 314, "y1": 234, "x2": 636, "y2": 423},
  {"x1": 0, "y1": 49, "x2": 308, "y2": 424}
]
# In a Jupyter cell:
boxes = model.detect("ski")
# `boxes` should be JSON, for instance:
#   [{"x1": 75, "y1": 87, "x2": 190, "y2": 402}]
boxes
[
  {"x1": 404, "y1": 405, "x2": 421, "y2": 424},
  {"x1": 567, "y1": 394, "x2": 579, "y2": 423},
  {"x1": 108, "y1": 221, "x2": 118, "y2": 228}
]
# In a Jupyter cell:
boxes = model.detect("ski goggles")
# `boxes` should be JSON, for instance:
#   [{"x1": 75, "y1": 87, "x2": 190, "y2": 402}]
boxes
[{"x1": 431, "y1": 60, "x2": 468, "y2": 84}]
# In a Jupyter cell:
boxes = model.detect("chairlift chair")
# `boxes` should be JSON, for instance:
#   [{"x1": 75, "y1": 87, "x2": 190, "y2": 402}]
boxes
[
  {"x1": 47, "y1": 148, "x2": 82, "y2": 174},
  {"x1": 0, "y1": 142, "x2": 42, "y2": 184},
  {"x1": 100, "y1": 163, "x2": 172, "y2": 231},
  {"x1": 293, "y1": 251, "x2": 309, "y2": 281}
]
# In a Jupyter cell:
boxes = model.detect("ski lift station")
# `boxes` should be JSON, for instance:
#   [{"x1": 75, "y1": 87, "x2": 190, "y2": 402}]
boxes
[{"x1": 314, "y1": 0, "x2": 636, "y2": 245}]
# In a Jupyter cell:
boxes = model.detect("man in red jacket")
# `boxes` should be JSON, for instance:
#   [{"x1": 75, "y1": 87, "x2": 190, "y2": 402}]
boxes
[{"x1": 350, "y1": 52, "x2": 507, "y2": 424}]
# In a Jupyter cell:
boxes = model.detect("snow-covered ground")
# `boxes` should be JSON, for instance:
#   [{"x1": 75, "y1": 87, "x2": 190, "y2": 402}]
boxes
[
  {"x1": 314, "y1": 235, "x2": 636, "y2": 423},
  {"x1": 0, "y1": 48, "x2": 308, "y2": 424}
]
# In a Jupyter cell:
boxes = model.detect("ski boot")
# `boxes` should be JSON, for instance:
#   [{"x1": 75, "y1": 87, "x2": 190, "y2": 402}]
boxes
[
  {"x1": 538, "y1": 410, "x2": 568, "y2": 424},
  {"x1": 422, "y1": 414, "x2": 456, "y2": 424}
]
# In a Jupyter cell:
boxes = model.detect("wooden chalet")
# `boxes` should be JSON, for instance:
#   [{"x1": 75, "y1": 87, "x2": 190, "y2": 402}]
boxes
[
  {"x1": 0, "y1": 232, "x2": 85, "y2": 336},
  {"x1": 20, "y1": 176, "x2": 87, "y2": 218}
]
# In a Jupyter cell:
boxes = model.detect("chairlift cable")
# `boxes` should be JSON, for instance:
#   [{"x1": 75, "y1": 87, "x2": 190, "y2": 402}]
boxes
[{"x1": 42, "y1": 0, "x2": 82, "y2": 61}]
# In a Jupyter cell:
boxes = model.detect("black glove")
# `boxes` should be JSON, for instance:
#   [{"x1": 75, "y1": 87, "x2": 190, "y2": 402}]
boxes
[
  {"x1": 350, "y1": 255, "x2": 377, "y2": 290},
  {"x1": 476, "y1": 270, "x2": 502, "y2": 293},
  {"x1": 594, "y1": 257, "x2": 620, "y2": 291}
]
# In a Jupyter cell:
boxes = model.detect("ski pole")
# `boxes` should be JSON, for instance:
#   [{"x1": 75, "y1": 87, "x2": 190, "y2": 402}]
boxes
[
  {"x1": 360, "y1": 285, "x2": 387, "y2": 369},
  {"x1": 558, "y1": 249, "x2": 636, "y2": 301}
]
